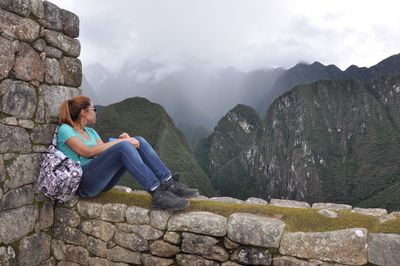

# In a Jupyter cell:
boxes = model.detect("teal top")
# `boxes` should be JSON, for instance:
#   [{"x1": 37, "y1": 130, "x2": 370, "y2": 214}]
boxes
[{"x1": 57, "y1": 124, "x2": 101, "y2": 166}]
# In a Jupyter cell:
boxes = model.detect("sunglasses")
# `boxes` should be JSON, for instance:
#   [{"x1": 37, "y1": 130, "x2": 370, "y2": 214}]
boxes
[{"x1": 86, "y1": 107, "x2": 97, "y2": 113}]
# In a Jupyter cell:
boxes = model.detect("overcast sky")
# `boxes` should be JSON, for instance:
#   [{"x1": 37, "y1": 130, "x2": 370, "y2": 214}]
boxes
[{"x1": 51, "y1": 0, "x2": 400, "y2": 73}]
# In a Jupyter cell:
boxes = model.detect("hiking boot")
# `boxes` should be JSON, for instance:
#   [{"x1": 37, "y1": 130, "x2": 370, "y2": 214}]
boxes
[
  {"x1": 161, "y1": 176, "x2": 200, "y2": 198},
  {"x1": 151, "y1": 187, "x2": 190, "y2": 211}
]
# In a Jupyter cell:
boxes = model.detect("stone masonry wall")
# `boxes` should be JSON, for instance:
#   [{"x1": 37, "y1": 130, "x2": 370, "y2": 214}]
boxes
[
  {"x1": 0, "y1": 0, "x2": 81, "y2": 264},
  {"x1": 1, "y1": 1, "x2": 400, "y2": 265}
]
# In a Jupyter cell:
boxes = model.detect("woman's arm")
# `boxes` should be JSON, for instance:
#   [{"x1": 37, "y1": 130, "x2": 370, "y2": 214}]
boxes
[{"x1": 66, "y1": 136, "x2": 129, "y2": 158}]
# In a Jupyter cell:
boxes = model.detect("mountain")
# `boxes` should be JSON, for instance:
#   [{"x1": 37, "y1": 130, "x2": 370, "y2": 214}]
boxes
[
  {"x1": 252, "y1": 75, "x2": 400, "y2": 210},
  {"x1": 93, "y1": 97, "x2": 216, "y2": 196},
  {"x1": 195, "y1": 104, "x2": 262, "y2": 199},
  {"x1": 257, "y1": 53, "x2": 400, "y2": 116},
  {"x1": 81, "y1": 75, "x2": 99, "y2": 104}
]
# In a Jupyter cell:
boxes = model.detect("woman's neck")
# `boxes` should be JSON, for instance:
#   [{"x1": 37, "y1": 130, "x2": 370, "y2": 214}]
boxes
[{"x1": 73, "y1": 120, "x2": 86, "y2": 131}]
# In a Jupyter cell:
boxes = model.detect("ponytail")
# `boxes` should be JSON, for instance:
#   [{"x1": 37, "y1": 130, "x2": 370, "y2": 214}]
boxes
[
  {"x1": 59, "y1": 100, "x2": 74, "y2": 126},
  {"x1": 59, "y1": 96, "x2": 92, "y2": 126}
]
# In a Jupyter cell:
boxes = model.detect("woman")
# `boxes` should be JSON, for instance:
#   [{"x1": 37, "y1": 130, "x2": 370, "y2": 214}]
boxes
[{"x1": 57, "y1": 95, "x2": 199, "y2": 211}]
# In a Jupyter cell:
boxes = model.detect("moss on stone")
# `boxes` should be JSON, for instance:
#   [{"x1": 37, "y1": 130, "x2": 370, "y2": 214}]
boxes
[{"x1": 87, "y1": 189, "x2": 400, "y2": 234}]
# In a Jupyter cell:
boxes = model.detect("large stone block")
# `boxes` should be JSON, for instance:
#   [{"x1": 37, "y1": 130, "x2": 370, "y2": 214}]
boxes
[
  {"x1": 76, "y1": 201, "x2": 103, "y2": 219},
  {"x1": 39, "y1": 201, "x2": 54, "y2": 229},
  {"x1": 150, "y1": 209, "x2": 172, "y2": 230},
  {"x1": 1, "y1": 79, "x2": 37, "y2": 119},
  {"x1": 0, "y1": 205, "x2": 38, "y2": 244},
  {"x1": 182, "y1": 232, "x2": 229, "y2": 262},
  {"x1": 0, "y1": 0, "x2": 44, "y2": 18},
  {"x1": 53, "y1": 223, "x2": 88, "y2": 247},
  {"x1": 43, "y1": 29, "x2": 81, "y2": 57},
  {"x1": 0, "y1": 9, "x2": 40, "y2": 41},
  {"x1": 81, "y1": 220, "x2": 115, "y2": 242},
  {"x1": 44, "y1": 58, "x2": 63, "y2": 84},
  {"x1": 149, "y1": 240, "x2": 180, "y2": 258},
  {"x1": 0, "y1": 36, "x2": 15, "y2": 79},
  {"x1": 106, "y1": 246, "x2": 141, "y2": 264},
  {"x1": 116, "y1": 223, "x2": 163, "y2": 240},
  {"x1": 55, "y1": 207, "x2": 80, "y2": 227},
  {"x1": 1, "y1": 184, "x2": 34, "y2": 210},
  {"x1": 279, "y1": 228, "x2": 368, "y2": 265},
  {"x1": 368, "y1": 233, "x2": 400, "y2": 266},
  {"x1": 126, "y1": 206, "x2": 150, "y2": 224},
  {"x1": 227, "y1": 213, "x2": 285, "y2": 248},
  {"x1": 87, "y1": 236, "x2": 107, "y2": 258},
  {"x1": 101, "y1": 203, "x2": 127, "y2": 222},
  {"x1": 61, "y1": 9, "x2": 79, "y2": 38},
  {"x1": 39, "y1": 85, "x2": 80, "y2": 121},
  {"x1": 59, "y1": 57, "x2": 82, "y2": 87},
  {"x1": 230, "y1": 246, "x2": 272, "y2": 265},
  {"x1": 40, "y1": 1, "x2": 62, "y2": 31},
  {"x1": 13, "y1": 42, "x2": 44, "y2": 82},
  {"x1": 0, "y1": 125, "x2": 31, "y2": 153},
  {"x1": 30, "y1": 123, "x2": 57, "y2": 144},
  {"x1": 168, "y1": 211, "x2": 227, "y2": 237},
  {"x1": 18, "y1": 233, "x2": 51, "y2": 266},
  {"x1": 141, "y1": 253, "x2": 174, "y2": 266},
  {"x1": 113, "y1": 229, "x2": 149, "y2": 252},
  {"x1": 176, "y1": 254, "x2": 219, "y2": 266},
  {"x1": 6, "y1": 153, "x2": 41, "y2": 189},
  {"x1": 64, "y1": 244, "x2": 89, "y2": 265}
]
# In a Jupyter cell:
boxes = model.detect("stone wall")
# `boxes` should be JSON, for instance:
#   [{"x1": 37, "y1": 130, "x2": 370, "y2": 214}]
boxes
[
  {"x1": 1, "y1": 1, "x2": 400, "y2": 265},
  {"x1": 0, "y1": 0, "x2": 81, "y2": 264},
  {"x1": 49, "y1": 191, "x2": 400, "y2": 266}
]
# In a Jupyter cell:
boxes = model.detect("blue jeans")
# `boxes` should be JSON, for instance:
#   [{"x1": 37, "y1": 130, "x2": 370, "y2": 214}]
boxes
[{"x1": 77, "y1": 136, "x2": 172, "y2": 198}]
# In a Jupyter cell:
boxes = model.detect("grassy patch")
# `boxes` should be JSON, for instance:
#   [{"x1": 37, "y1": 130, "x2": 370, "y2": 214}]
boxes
[{"x1": 86, "y1": 189, "x2": 400, "y2": 233}]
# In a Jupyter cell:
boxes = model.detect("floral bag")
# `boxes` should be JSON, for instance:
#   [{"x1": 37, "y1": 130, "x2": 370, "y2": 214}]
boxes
[{"x1": 37, "y1": 126, "x2": 83, "y2": 202}]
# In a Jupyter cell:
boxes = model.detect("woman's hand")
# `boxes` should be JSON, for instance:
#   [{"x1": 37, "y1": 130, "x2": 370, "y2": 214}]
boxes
[
  {"x1": 127, "y1": 137, "x2": 140, "y2": 149},
  {"x1": 119, "y1": 132, "x2": 131, "y2": 139}
]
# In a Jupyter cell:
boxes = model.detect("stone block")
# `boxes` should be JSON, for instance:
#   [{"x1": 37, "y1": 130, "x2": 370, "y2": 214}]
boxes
[
  {"x1": 312, "y1": 202, "x2": 352, "y2": 211},
  {"x1": 51, "y1": 239, "x2": 65, "y2": 260},
  {"x1": 106, "y1": 246, "x2": 141, "y2": 265},
  {"x1": 368, "y1": 233, "x2": 400, "y2": 266},
  {"x1": 59, "y1": 57, "x2": 82, "y2": 87},
  {"x1": 6, "y1": 153, "x2": 41, "y2": 188},
  {"x1": 150, "y1": 209, "x2": 172, "y2": 230},
  {"x1": 163, "y1": 231, "x2": 181, "y2": 245},
  {"x1": 18, "y1": 233, "x2": 51, "y2": 266},
  {"x1": 18, "y1": 119, "x2": 34, "y2": 129},
  {"x1": 149, "y1": 240, "x2": 180, "y2": 258},
  {"x1": 245, "y1": 197, "x2": 269, "y2": 205},
  {"x1": 64, "y1": 244, "x2": 89, "y2": 265},
  {"x1": 176, "y1": 254, "x2": 219, "y2": 266},
  {"x1": 113, "y1": 229, "x2": 149, "y2": 252},
  {"x1": 44, "y1": 58, "x2": 63, "y2": 84},
  {"x1": 101, "y1": 203, "x2": 127, "y2": 222},
  {"x1": 53, "y1": 223, "x2": 87, "y2": 247},
  {"x1": 33, "y1": 145, "x2": 48, "y2": 152},
  {"x1": 209, "y1": 197, "x2": 244, "y2": 204},
  {"x1": 0, "y1": 36, "x2": 15, "y2": 79},
  {"x1": 279, "y1": 228, "x2": 368, "y2": 265},
  {"x1": 13, "y1": 42, "x2": 44, "y2": 82},
  {"x1": 87, "y1": 236, "x2": 107, "y2": 258},
  {"x1": 270, "y1": 198, "x2": 311, "y2": 208},
  {"x1": 224, "y1": 237, "x2": 240, "y2": 249},
  {"x1": 39, "y1": 201, "x2": 54, "y2": 229},
  {"x1": 1, "y1": 117, "x2": 18, "y2": 126},
  {"x1": 227, "y1": 213, "x2": 285, "y2": 248},
  {"x1": 1, "y1": 79, "x2": 37, "y2": 119},
  {"x1": 81, "y1": 220, "x2": 115, "y2": 242},
  {"x1": 30, "y1": 123, "x2": 57, "y2": 144},
  {"x1": 55, "y1": 207, "x2": 80, "y2": 227},
  {"x1": 77, "y1": 201, "x2": 103, "y2": 219},
  {"x1": 0, "y1": 0, "x2": 31, "y2": 17},
  {"x1": 88, "y1": 257, "x2": 109, "y2": 266},
  {"x1": 230, "y1": 246, "x2": 272, "y2": 265},
  {"x1": 351, "y1": 207, "x2": 387, "y2": 217},
  {"x1": 32, "y1": 39, "x2": 46, "y2": 52},
  {"x1": 61, "y1": 9, "x2": 79, "y2": 38},
  {"x1": 30, "y1": 0, "x2": 44, "y2": 19},
  {"x1": 39, "y1": 85, "x2": 80, "y2": 121},
  {"x1": 116, "y1": 223, "x2": 163, "y2": 240},
  {"x1": 182, "y1": 232, "x2": 229, "y2": 262},
  {"x1": 44, "y1": 46, "x2": 63, "y2": 59},
  {"x1": 0, "y1": 205, "x2": 38, "y2": 244},
  {"x1": 0, "y1": 9, "x2": 40, "y2": 41},
  {"x1": 168, "y1": 211, "x2": 227, "y2": 237},
  {"x1": 126, "y1": 206, "x2": 150, "y2": 224},
  {"x1": 40, "y1": 1, "x2": 62, "y2": 31},
  {"x1": 0, "y1": 125, "x2": 31, "y2": 153},
  {"x1": 1, "y1": 184, "x2": 34, "y2": 210},
  {"x1": 43, "y1": 29, "x2": 81, "y2": 57},
  {"x1": 141, "y1": 253, "x2": 174, "y2": 266},
  {"x1": 318, "y1": 209, "x2": 337, "y2": 218}
]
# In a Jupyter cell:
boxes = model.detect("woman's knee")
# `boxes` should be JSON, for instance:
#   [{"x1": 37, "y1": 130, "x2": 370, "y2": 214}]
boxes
[
  {"x1": 135, "y1": 136, "x2": 147, "y2": 145},
  {"x1": 115, "y1": 140, "x2": 135, "y2": 151}
]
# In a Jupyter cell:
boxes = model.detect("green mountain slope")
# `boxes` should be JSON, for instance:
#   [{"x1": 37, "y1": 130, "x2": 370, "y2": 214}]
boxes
[{"x1": 94, "y1": 97, "x2": 215, "y2": 196}]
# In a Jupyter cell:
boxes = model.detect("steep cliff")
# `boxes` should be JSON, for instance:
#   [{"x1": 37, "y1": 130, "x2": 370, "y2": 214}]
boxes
[
  {"x1": 94, "y1": 97, "x2": 216, "y2": 196},
  {"x1": 195, "y1": 104, "x2": 261, "y2": 198},
  {"x1": 253, "y1": 75, "x2": 400, "y2": 210}
]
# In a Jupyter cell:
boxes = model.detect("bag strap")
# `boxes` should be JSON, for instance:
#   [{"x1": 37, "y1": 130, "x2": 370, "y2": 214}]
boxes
[{"x1": 52, "y1": 125, "x2": 60, "y2": 147}]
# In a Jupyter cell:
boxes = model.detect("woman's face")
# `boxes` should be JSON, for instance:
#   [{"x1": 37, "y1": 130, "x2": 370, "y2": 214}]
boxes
[{"x1": 82, "y1": 103, "x2": 97, "y2": 124}]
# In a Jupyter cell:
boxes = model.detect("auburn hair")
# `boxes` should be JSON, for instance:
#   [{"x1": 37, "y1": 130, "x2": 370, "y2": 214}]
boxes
[{"x1": 59, "y1": 96, "x2": 92, "y2": 126}]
